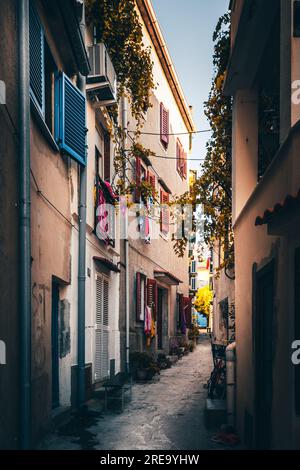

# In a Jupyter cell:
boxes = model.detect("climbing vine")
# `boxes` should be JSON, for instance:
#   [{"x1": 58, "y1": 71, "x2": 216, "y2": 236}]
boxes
[
  {"x1": 86, "y1": 0, "x2": 155, "y2": 126},
  {"x1": 173, "y1": 13, "x2": 233, "y2": 272},
  {"x1": 199, "y1": 13, "x2": 233, "y2": 274}
]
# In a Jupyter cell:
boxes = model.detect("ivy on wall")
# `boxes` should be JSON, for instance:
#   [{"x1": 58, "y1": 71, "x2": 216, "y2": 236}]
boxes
[{"x1": 86, "y1": 0, "x2": 155, "y2": 126}]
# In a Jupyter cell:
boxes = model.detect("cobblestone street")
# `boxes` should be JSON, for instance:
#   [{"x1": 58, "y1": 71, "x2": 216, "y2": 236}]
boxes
[{"x1": 40, "y1": 335, "x2": 226, "y2": 451}]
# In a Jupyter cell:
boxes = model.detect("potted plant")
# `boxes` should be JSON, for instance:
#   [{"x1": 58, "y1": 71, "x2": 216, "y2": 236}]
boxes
[
  {"x1": 188, "y1": 325, "x2": 200, "y2": 347},
  {"x1": 130, "y1": 352, "x2": 160, "y2": 381}
]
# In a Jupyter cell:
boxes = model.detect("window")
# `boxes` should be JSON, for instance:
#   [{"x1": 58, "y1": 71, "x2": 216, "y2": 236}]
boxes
[
  {"x1": 29, "y1": 2, "x2": 87, "y2": 164},
  {"x1": 30, "y1": 1, "x2": 57, "y2": 134},
  {"x1": 160, "y1": 102, "x2": 169, "y2": 149},
  {"x1": 176, "y1": 139, "x2": 187, "y2": 179},
  {"x1": 136, "y1": 272, "x2": 146, "y2": 322},
  {"x1": 29, "y1": 1, "x2": 45, "y2": 115},
  {"x1": 95, "y1": 147, "x2": 103, "y2": 180},
  {"x1": 160, "y1": 189, "x2": 169, "y2": 234},
  {"x1": 191, "y1": 260, "x2": 196, "y2": 273},
  {"x1": 95, "y1": 178, "x2": 116, "y2": 247},
  {"x1": 191, "y1": 277, "x2": 196, "y2": 291}
]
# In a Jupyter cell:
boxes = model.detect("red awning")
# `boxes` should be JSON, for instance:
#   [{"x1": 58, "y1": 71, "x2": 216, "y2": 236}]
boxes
[
  {"x1": 93, "y1": 257, "x2": 120, "y2": 273},
  {"x1": 255, "y1": 189, "x2": 300, "y2": 226},
  {"x1": 154, "y1": 270, "x2": 183, "y2": 286}
]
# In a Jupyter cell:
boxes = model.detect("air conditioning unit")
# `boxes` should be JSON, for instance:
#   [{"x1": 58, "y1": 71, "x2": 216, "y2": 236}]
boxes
[{"x1": 87, "y1": 43, "x2": 117, "y2": 106}]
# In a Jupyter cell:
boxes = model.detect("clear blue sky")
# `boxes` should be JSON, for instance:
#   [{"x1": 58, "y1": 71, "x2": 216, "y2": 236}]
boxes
[{"x1": 151, "y1": 0, "x2": 229, "y2": 171}]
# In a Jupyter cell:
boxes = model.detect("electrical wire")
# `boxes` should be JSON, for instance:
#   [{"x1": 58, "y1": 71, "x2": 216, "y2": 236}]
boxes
[
  {"x1": 30, "y1": 168, "x2": 116, "y2": 259},
  {"x1": 128, "y1": 129, "x2": 212, "y2": 136}
]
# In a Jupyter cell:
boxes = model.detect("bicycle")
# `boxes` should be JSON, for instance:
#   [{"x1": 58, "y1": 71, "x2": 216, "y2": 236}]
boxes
[{"x1": 207, "y1": 342, "x2": 227, "y2": 399}]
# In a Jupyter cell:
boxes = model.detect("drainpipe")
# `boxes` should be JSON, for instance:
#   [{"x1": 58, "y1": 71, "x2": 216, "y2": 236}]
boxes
[
  {"x1": 77, "y1": 1, "x2": 87, "y2": 408},
  {"x1": 226, "y1": 341, "x2": 236, "y2": 427},
  {"x1": 121, "y1": 96, "x2": 130, "y2": 373},
  {"x1": 19, "y1": 0, "x2": 31, "y2": 449}
]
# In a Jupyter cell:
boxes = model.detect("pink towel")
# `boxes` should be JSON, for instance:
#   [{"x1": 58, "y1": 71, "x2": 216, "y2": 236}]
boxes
[{"x1": 144, "y1": 306, "x2": 152, "y2": 335}]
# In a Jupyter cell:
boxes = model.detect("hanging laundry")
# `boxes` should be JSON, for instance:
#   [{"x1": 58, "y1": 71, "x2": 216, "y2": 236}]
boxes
[
  {"x1": 95, "y1": 185, "x2": 109, "y2": 244},
  {"x1": 144, "y1": 305, "x2": 152, "y2": 336}
]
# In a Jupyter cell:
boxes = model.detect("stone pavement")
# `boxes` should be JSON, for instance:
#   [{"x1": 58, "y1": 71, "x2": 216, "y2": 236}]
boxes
[{"x1": 40, "y1": 335, "x2": 230, "y2": 450}]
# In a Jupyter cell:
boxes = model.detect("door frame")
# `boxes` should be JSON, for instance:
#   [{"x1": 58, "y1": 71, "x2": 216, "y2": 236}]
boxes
[
  {"x1": 254, "y1": 260, "x2": 275, "y2": 449},
  {"x1": 51, "y1": 280, "x2": 60, "y2": 409}
]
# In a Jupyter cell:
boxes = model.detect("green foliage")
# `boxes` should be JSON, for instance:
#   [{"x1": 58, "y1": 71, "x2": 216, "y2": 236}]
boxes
[
  {"x1": 171, "y1": 14, "x2": 233, "y2": 266},
  {"x1": 194, "y1": 286, "x2": 213, "y2": 316},
  {"x1": 190, "y1": 13, "x2": 234, "y2": 272},
  {"x1": 86, "y1": 0, "x2": 155, "y2": 126}
]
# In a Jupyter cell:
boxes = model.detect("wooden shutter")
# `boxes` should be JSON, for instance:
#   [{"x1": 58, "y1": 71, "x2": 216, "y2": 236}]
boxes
[
  {"x1": 55, "y1": 73, "x2": 87, "y2": 166},
  {"x1": 147, "y1": 170, "x2": 156, "y2": 197},
  {"x1": 147, "y1": 278, "x2": 157, "y2": 321},
  {"x1": 176, "y1": 140, "x2": 181, "y2": 173},
  {"x1": 160, "y1": 190, "x2": 169, "y2": 233},
  {"x1": 95, "y1": 274, "x2": 110, "y2": 381},
  {"x1": 160, "y1": 103, "x2": 169, "y2": 148},
  {"x1": 134, "y1": 156, "x2": 142, "y2": 202},
  {"x1": 295, "y1": 248, "x2": 300, "y2": 415},
  {"x1": 29, "y1": 2, "x2": 45, "y2": 115},
  {"x1": 182, "y1": 151, "x2": 187, "y2": 178},
  {"x1": 136, "y1": 272, "x2": 142, "y2": 321}
]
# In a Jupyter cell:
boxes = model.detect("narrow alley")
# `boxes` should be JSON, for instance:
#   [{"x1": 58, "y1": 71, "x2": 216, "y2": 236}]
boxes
[{"x1": 40, "y1": 335, "x2": 224, "y2": 451}]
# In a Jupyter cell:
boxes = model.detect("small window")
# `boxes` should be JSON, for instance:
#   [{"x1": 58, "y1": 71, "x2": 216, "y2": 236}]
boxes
[
  {"x1": 95, "y1": 147, "x2": 103, "y2": 180},
  {"x1": 160, "y1": 103, "x2": 169, "y2": 149},
  {"x1": 191, "y1": 277, "x2": 196, "y2": 291},
  {"x1": 191, "y1": 260, "x2": 196, "y2": 273},
  {"x1": 29, "y1": 2, "x2": 57, "y2": 134},
  {"x1": 160, "y1": 189, "x2": 169, "y2": 234}
]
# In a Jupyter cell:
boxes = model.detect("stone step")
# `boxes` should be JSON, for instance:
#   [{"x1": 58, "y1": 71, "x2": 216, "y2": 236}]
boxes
[{"x1": 204, "y1": 398, "x2": 227, "y2": 429}]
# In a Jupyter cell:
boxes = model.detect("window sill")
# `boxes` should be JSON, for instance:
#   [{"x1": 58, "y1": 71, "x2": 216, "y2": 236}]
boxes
[{"x1": 30, "y1": 99, "x2": 60, "y2": 153}]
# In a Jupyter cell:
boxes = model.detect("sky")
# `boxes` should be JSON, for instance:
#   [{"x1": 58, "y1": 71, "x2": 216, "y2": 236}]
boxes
[{"x1": 151, "y1": 0, "x2": 229, "y2": 172}]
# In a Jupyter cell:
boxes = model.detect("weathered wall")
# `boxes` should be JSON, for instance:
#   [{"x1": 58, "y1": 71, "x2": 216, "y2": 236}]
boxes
[
  {"x1": 119, "y1": 9, "x2": 191, "y2": 363},
  {"x1": 0, "y1": 0, "x2": 19, "y2": 450},
  {"x1": 234, "y1": 127, "x2": 300, "y2": 448},
  {"x1": 29, "y1": 2, "x2": 73, "y2": 439}
]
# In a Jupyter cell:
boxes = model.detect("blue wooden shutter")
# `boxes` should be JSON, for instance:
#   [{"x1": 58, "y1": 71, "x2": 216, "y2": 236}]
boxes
[
  {"x1": 29, "y1": 2, "x2": 45, "y2": 115},
  {"x1": 55, "y1": 73, "x2": 87, "y2": 166}
]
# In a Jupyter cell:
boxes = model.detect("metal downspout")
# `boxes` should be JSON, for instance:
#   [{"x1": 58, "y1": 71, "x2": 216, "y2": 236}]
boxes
[
  {"x1": 77, "y1": 2, "x2": 87, "y2": 408},
  {"x1": 19, "y1": 0, "x2": 31, "y2": 449},
  {"x1": 121, "y1": 96, "x2": 130, "y2": 373}
]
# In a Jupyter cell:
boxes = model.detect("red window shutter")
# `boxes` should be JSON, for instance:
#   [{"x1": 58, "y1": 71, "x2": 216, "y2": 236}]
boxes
[
  {"x1": 147, "y1": 278, "x2": 157, "y2": 320},
  {"x1": 160, "y1": 103, "x2": 169, "y2": 148},
  {"x1": 136, "y1": 272, "x2": 142, "y2": 321},
  {"x1": 134, "y1": 156, "x2": 142, "y2": 202},
  {"x1": 181, "y1": 150, "x2": 187, "y2": 179},
  {"x1": 147, "y1": 170, "x2": 156, "y2": 197},
  {"x1": 176, "y1": 140, "x2": 181, "y2": 173},
  {"x1": 160, "y1": 189, "x2": 169, "y2": 233}
]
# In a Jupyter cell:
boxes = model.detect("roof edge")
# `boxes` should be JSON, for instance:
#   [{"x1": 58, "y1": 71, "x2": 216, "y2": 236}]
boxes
[{"x1": 137, "y1": 0, "x2": 196, "y2": 133}]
